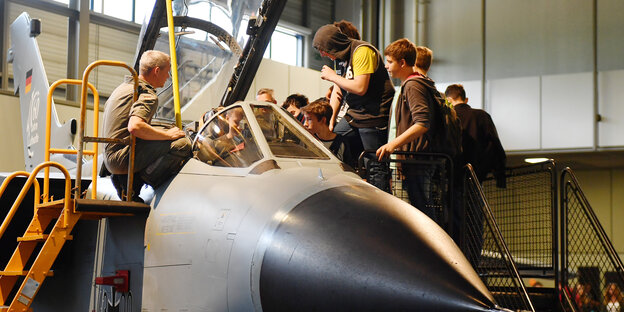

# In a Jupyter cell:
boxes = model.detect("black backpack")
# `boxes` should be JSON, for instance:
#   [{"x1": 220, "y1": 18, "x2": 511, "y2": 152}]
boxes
[
  {"x1": 409, "y1": 79, "x2": 462, "y2": 160},
  {"x1": 436, "y1": 96, "x2": 463, "y2": 161}
]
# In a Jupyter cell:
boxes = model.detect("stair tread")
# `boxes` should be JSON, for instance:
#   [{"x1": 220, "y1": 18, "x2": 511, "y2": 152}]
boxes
[
  {"x1": 0, "y1": 271, "x2": 53, "y2": 277},
  {"x1": 17, "y1": 234, "x2": 48, "y2": 242},
  {"x1": 17, "y1": 234, "x2": 73, "y2": 242},
  {"x1": 36, "y1": 199, "x2": 66, "y2": 210},
  {"x1": 74, "y1": 198, "x2": 150, "y2": 214}
]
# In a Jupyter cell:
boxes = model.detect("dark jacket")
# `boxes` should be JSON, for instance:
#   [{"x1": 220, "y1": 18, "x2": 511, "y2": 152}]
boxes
[{"x1": 454, "y1": 103, "x2": 506, "y2": 187}]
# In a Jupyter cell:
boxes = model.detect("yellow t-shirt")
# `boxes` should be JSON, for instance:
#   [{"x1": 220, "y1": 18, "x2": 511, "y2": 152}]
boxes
[{"x1": 351, "y1": 46, "x2": 378, "y2": 77}]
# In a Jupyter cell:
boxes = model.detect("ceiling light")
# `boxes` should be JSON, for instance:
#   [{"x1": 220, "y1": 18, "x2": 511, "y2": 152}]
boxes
[{"x1": 524, "y1": 157, "x2": 550, "y2": 164}]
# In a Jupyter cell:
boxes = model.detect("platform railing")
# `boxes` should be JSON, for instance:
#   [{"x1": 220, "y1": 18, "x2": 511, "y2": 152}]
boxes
[
  {"x1": 357, "y1": 151, "x2": 454, "y2": 231},
  {"x1": 462, "y1": 164, "x2": 535, "y2": 312},
  {"x1": 481, "y1": 160, "x2": 558, "y2": 276},
  {"x1": 560, "y1": 167, "x2": 624, "y2": 312},
  {"x1": 45, "y1": 79, "x2": 99, "y2": 201},
  {"x1": 76, "y1": 60, "x2": 138, "y2": 201}
]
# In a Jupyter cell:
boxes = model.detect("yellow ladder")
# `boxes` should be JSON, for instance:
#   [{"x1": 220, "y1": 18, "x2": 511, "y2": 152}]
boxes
[
  {"x1": 0, "y1": 164, "x2": 149, "y2": 311},
  {"x1": 0, "y1": 163, "x2": 77, "y2": 311},
  {"x1": 0, "y1": 60, "x2": 149, "y2": 311}
]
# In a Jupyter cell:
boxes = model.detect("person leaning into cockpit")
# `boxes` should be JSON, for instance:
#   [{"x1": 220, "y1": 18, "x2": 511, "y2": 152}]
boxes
[{"x1": 214, "y1": 107, "x2": 246, "y2": 155}]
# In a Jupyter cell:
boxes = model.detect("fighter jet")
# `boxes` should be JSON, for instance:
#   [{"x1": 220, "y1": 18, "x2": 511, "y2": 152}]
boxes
[{"x1": 1, "y1": 0, "x2": 511, "y2": 311}]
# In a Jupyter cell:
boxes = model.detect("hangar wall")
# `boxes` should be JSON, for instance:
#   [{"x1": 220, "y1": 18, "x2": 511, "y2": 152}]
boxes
[{"x1": 416, "y1": 0, "x2": 624, "y2": 152}]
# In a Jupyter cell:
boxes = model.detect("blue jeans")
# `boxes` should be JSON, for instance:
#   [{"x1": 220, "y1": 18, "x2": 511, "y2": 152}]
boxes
[
  {"x1": 403, "y1": 166, "x2": 437, "y2": 224},
  {"x1": 334, "y1": 118, "x2": 390, "y2": 193}
]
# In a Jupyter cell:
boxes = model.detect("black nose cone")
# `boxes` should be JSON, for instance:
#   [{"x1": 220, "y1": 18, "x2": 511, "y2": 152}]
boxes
[{"x1": 259, "y1": 184, "x2": 496, "y2": 311}]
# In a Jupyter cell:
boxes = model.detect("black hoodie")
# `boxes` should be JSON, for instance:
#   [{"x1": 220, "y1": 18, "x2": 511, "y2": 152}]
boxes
[{"x1": 313, "y1": 25, "x2": 395, "y2": 128}]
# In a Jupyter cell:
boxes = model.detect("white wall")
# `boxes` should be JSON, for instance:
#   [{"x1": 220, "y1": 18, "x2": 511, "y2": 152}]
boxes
[{"x1": 246, "y1": 58, "x2": 333, "y2": 104}]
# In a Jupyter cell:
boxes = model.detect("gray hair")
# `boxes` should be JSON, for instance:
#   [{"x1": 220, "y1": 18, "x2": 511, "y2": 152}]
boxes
[{"x1": 139, "y1": 50, "x2": 170, "y2": 75}]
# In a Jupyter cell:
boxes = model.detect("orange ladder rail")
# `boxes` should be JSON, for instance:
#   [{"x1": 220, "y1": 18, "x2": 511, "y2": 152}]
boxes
[
  {"x1": 0, "y1": 172, "x2": 41, "y2": 240},
  {"x1": 76, "y1": 61, "x2": 138, "y2": 201},
  {"x1": 44, "y1": 79, "x2": 99, "y2": 202}
]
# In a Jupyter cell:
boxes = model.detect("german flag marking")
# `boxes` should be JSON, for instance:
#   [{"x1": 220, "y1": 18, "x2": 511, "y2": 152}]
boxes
[{"x1": 25, "y1": 69, "x2": 32, "y2": 93}]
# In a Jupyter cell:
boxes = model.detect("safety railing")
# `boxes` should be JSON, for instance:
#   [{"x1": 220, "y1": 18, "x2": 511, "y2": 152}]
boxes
[
  {"x1": 0, "y1": 162, "x2": 72, "y2": 240},
  {"x1": 45, "y1": 79, "x2": 99, "y2": 201},
  {"x1": 560, "y1": 168, "x2": 624, "y2": 312},
  {"x1": 481, "y1": 160, "x2": 558, "y2": 276},
  {"x1": 560, "y1": 284, "x2": 580, "y2": 312},
  {"x1": 75, "y1": 60, "x2": 138, "y2": 201},
  {"x1": 357, "y1": 151, "x2": 454, "y2": 230},
  {"x1": 0, "y1": 172, "x2": 41, "y2": 239},
  {"x1": 462, "y1": 164, "x2": 535, "y2": 312}
]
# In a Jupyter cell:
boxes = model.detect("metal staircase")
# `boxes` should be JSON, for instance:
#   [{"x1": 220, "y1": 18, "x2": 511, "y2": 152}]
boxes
[{"x1": 0, "y1": 60, "x2": 150, "y2": 311}]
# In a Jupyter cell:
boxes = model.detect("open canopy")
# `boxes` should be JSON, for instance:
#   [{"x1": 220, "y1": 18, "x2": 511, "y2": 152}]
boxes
[{"x1": 133, "y1": 0, "x2": 286, "y2": 123}]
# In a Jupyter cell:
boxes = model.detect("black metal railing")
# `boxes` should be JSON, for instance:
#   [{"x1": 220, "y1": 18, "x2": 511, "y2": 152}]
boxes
[
  {"x1": 358, "y1": 151, "x2": 454, "y2": 231},
  {"x1": 481, "y1": 160, "x2": 558, "y2": 276},
  {"x1": 560, "y1": 168, "x2": 624, "y2": 312},
  {"x1": 462, "y1": 164, "x2": 535, "y2": 312}
]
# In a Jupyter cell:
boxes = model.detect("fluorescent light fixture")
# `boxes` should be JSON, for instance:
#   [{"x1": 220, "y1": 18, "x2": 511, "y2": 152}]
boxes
[{"x1": 524, "y1": 157, "x2": 550, "y2": 164}]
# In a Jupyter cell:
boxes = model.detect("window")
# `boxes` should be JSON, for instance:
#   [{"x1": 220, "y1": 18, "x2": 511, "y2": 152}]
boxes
[
  {"x1": 91, "y1": 0, "x2": 133, "y2": 21},
  {"x1": 91, "y1": 0, "x2": 156, "y2": 23},
  {"x1": 134, "y1": 0, "x2": 156, "y2": 23},
  {"x1": 263, "y1": 27, "x2": 303, "y2": 67}
]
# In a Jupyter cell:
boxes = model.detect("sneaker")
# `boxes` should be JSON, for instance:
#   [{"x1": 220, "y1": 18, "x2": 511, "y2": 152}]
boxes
[
  {"x1": 131, "y1": 194, "x2": 145, "y2": 204},
  {"x1": 110, "y1": 174, "x2": 126, "y2": 199}
]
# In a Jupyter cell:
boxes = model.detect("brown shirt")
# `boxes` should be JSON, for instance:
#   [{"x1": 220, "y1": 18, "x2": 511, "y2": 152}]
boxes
[
  {"x1": 395, "y1": 75, "x2": 438, "y2": 153},
  {"x1": 102, "y1": 76, "x2": 158, "y2": 171}
]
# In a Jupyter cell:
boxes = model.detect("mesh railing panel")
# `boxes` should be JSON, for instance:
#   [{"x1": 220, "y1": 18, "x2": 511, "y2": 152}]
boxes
[
  {"x1": 482, "y1": 161, "x2": 556, "y2": 272},
  {"x1": 562, "y1": 169, "x2": 624, "y2": 312},
  {"x1": 463, "y1": 165, "x2": 535, "y2": 312},
  {"x1": 359, "y1": 152, "x2": 453, "y2": 230}
]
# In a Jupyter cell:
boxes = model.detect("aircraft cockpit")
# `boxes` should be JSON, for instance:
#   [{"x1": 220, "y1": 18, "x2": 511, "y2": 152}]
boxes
[{"x1": 193, "y1": 102, "x2": 331, "y2": 168}]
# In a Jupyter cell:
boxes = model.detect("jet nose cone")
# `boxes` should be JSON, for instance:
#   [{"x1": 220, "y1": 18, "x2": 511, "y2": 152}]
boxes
[{"x1": 260, "y1": 184, "x2": 497, "y2": 311}]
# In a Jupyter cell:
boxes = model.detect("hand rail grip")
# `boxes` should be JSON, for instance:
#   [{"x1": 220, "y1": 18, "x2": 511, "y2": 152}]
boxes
[
  {"x1": 77, "y1": 61, "x2": 138, "y2": 201},
  {"x1": 45, "y1": 79, "x2": 99, "y2": 200},
  {"x1": 0, "y1": 171, "x2": 41, "y2": 215},
  {"x1": 0, "y1": 162, "x2": 69, "y2": 241}
]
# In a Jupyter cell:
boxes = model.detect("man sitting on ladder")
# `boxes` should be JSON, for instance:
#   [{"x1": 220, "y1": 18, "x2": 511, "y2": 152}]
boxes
[{"x1": 101, "y1": 50, "x2": 191, "y2": 202}]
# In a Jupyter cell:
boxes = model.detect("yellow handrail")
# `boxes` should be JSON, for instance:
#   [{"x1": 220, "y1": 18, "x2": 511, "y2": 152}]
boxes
[
  {"x1": 0, "y1": 171, "x2": 41, "y2": 215},
  {"x1": 166, "y1": 0, "x2": 182, "y2": 128},
  {"x1": 45, "y1": 79, "x2": 99, "y2": 201},
  {"x1": 0, "y1": 162, "x2": 69, "y2": 241},
  {"x1": 78, "y1": 61, "x2": 138, "y2": 201}
]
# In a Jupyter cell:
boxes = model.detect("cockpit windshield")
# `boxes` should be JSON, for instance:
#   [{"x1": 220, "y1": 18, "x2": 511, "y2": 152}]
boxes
[
  {"x1": 194, "y1": 106, "x2": 263, "y2": 167},
  {"x1": 251, "y1": 105, "x2": 329, "y2": 160},
  {"x1": 150, "y1": 0, "x2": 262, "y2": 122},
  {"x1": 193, "y1": 104, "x2": 331, "y2": 168}
]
